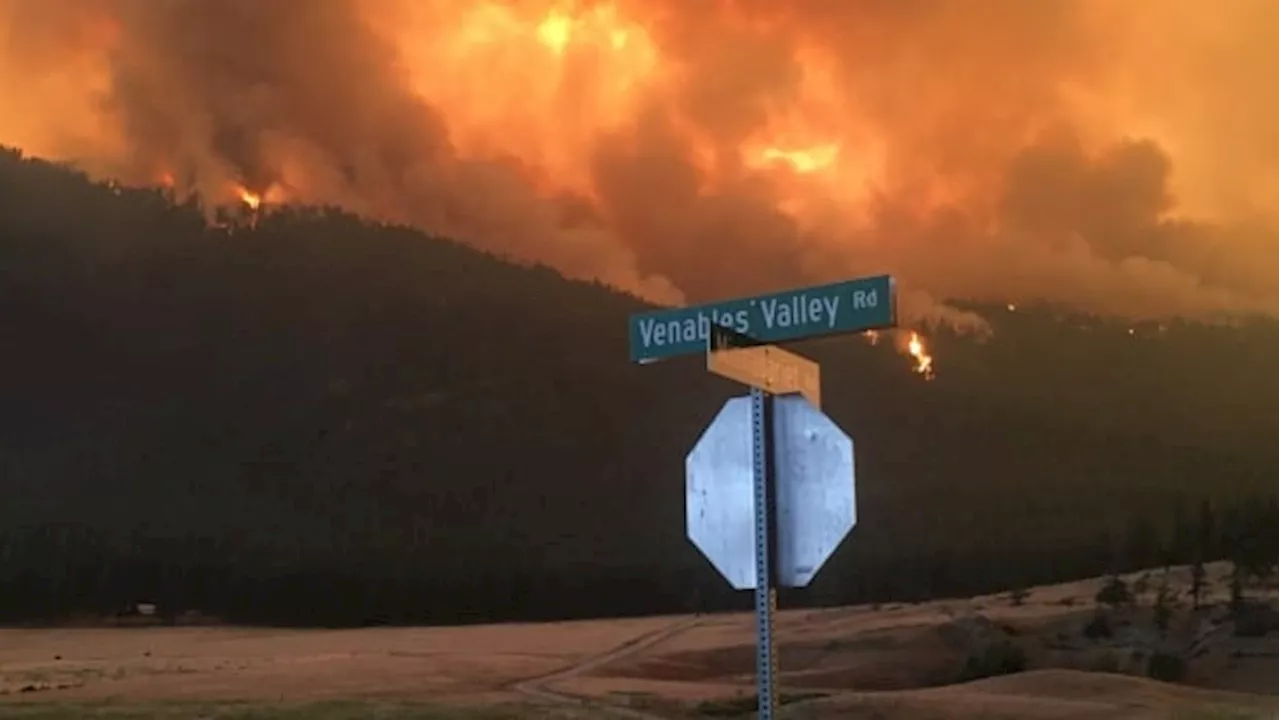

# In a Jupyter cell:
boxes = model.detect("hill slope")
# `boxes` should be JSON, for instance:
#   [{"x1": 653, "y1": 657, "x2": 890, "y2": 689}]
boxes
[{"x1": 0, "y1": 147, "x2": 1275, "y2": 625}]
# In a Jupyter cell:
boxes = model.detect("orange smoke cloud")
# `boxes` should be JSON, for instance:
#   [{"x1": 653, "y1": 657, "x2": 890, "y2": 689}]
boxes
[{"x1": 0, "y1": 0, "x2": 1274, "y2": 328}]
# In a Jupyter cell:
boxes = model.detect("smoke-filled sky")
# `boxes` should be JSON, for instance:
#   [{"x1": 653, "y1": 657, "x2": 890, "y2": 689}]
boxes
[{"x1": 1, "y1": 0, "x2": 1275, "y2": 328}]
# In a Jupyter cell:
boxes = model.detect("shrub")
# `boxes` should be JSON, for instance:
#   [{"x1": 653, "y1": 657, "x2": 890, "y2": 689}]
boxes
[
  {"x1": 1229, "y1": 571, "x2": 1245, "y2": 615},
  {"x1": 1089, "y1": 650, "x2": 1121, "y2": 674},
  {"x1": 1146, "y1": 651, "x2": 1186, "y2": 682},
  {"x1": 958, "y1": 640, "x2": 1027, "y2": 682},
  {"x1": 1189, "y1": 559, "x2": 1207, "y2": 610},
  {"x1": 1083, "y1": 611, "x2": 1113, "y2": 639},
  {"x1": 1133, "y1": 574, "x2": 1150, "y2": 595},
  {"x1": 1232, "y1": 602, "x2": 1278, "y2": 638},
  {"x1": 1154, "y1": 583, "x2": 1173, "y2": 633},
  {"x1": 1096, "y1": 575, "x2": 1132, "y2": 607},
  {"x1": 694, "y1": 691, "x2": 827, "y2": 717}
]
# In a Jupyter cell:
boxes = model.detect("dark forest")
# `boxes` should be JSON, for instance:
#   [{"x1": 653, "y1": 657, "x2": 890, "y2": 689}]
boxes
[{"x1": 0, "y1": 147, "x2": 1275, "y2": 627}]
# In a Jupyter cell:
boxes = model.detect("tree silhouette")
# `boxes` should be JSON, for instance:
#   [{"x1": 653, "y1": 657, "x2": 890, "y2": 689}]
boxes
[
  {"x1": 0, "y1": 147, "x2": 1276, "y2": 626},
  {"x1": 1189, "y1": 558, "x2": 1206, "y2": 611},
  {"x1": 1196, "y1": 499, "x2": 1217, "y2": 562},
  {"x1": 1165, "y1": 499, "x2": 1193, "y2": 569}
]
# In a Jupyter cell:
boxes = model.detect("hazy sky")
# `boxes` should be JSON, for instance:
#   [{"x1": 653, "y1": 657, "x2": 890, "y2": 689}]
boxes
[{"x1": 1, "y1": 0, "x2": 1275, "y2": 328}]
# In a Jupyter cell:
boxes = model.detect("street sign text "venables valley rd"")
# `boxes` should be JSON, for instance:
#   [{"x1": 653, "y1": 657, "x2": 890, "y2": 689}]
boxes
[
  {"x1": 628, "y1": 275, "x2": 896, "y2": 363},
  {"x1": 632, "y1": 271, "x2": 896, "y2": 720}
]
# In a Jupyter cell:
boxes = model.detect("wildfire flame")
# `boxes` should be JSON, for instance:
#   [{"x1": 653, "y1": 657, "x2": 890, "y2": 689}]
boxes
[
  {"x1": 218, "y1": 183, "x2": 285, "y2": 230},
  {"x1": 0, "y1": 0, "x2": 1271, "y2": 327},
  {"x1": 907, "y1": 332, "x2": 935, "y2": 380},
  {"x1": 861, "y1": 329, "x2": 936, "y2": 379},
  {"x1": 237, "y1": 186, "x2": 262, "y2": 211},
  {"x1": 230, "y1": 183, "x2": 289, "y2": 212}
]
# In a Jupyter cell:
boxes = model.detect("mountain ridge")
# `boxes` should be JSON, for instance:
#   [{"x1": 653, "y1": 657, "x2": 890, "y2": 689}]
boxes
[{"x1": 0, "y1": 146, "x2": 1274, "y2": 626}]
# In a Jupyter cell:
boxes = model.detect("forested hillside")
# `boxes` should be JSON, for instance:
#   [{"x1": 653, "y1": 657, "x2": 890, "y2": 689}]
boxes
[{"x1": 0, "y1": 147, "x2": 1275, "y2": 626}]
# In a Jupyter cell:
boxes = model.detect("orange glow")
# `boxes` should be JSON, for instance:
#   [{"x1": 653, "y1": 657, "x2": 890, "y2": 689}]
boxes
[
  {"x1": 535, "y1": 11, "x2": 573, "y2": 55},
  {"x1": 754, "y1": 144, "x2": 840, "y2": 174},
  {"x1": 230, "y1": 182, "x2": 287, "y2": 212},
  {"x1": 388, "y1": 1, "x2": 661, "y2": 195},
  {"x1": 907, "y1": 332, "x2": 935, "y2": 380},
  {"x1": 237, "y1": 187, "x2": 262, "y2": 211},
  {"x1": 0, "y1": 0, "x2": 1272, "y2": 323}
]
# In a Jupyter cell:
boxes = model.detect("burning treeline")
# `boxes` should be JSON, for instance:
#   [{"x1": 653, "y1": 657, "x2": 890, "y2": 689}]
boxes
[{"x1": 1, "y1": 1, "x2": 1275, "y2": 354}]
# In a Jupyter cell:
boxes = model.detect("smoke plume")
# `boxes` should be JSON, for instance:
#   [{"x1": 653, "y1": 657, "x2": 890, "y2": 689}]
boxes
[{"x1": 1, "y1": 0, "x2": 1274, "y2": 327}]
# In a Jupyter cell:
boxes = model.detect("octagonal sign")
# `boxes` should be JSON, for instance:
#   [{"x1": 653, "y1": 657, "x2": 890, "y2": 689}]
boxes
[
  {"x1": 685, "y1": 396, "x2": 756, "y2": 590},
  {"x1": 771, "y1": 393, "x2": 856, "y2": 588},
  {"x1": 685, "y1": 394, "x2": 857, "y2": 590}
]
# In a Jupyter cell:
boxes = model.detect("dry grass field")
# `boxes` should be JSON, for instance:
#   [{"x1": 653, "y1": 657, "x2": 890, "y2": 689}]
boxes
[{"x1": 0, "y1": 563, "x2": 1274, "y2": 719}]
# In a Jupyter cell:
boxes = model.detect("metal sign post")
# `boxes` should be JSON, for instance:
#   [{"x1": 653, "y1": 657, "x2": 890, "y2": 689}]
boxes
[
  {"x1": 750, "y1": 387, "x2": 779, "y2": 718},
  {"x1": 633, "y1": 274, "x2": 897, "y2": 718}
]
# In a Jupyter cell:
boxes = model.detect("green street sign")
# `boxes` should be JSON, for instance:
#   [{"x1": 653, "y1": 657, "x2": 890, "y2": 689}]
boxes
[{"x1": 629, "y1": 274, "x2": 897, "y2": 363}]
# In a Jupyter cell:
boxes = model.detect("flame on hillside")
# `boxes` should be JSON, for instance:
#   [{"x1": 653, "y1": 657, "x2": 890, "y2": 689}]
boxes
[
  {"x1": 907, "y1": 332, "x2": 935, "y2": 380},
  {"x1": 857, "y1": 329, "x2": 935, "y2": 379},
  {"x1": 236, "y1": 186, "x2": 262, "y2": 211}
]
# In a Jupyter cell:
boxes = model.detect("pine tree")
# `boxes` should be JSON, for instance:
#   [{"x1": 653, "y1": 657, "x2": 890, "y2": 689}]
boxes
[
  {"x1": 1123, "y1": 514, "x2": 1158, "y2": 571},
  {"x1": 1196, "y1": 499, "x2": 1216, "y2": 562},
  {"x1": 1096, "y1": 573, "x2": 1132, "y2": 608},
  {"x1": 1268, "y1": 496, "x2": 1280, "y2": 568},
  {"x1": 1229, "y1": 566, "x2": 1245, "y2": 616},
  {"x1": 1233, "y1": 495, "x2": 1277, "y2": 582},
  {"x1": 1189, "y1": 557, "x2": 1206, "y2": 611},
  {"x1": 1167, "y1": 498, "x2": 1193, "y2": 569},
  {"x1": 1154, "y1": 577, "x2": 1173, "y2": 634}
]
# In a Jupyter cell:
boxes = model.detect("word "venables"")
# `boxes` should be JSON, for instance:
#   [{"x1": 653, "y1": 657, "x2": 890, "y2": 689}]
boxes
[
  {"x1": 636, "y1": 289, "x2": 880, "y2": 350},
  {"x1": 627, "y1": 275, "x2": 894, "y2": 363}
]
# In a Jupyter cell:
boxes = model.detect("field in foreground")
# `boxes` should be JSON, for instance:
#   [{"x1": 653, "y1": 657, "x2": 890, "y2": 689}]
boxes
[{"x1": 0, "y1": 564, "x2": 1274, "y2": 719}]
